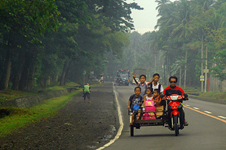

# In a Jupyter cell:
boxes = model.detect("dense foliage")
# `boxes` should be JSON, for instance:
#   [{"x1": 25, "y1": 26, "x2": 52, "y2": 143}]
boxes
[
  {"x1": 0, "y1": 0, "x2": 142, "y2": 90},
  {"x1": 112, "y1": 0, "x2": 226, "y2": 89}
]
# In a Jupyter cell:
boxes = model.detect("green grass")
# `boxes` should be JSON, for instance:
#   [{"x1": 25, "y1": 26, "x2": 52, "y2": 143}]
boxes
[
  {"x1": 0, "y1": 89, "x2": 36, "y2": 103},
  {"x1": 0, "y1": 82, "x2": 101, "y2": 137},
  {"x1": 0, "y1": 89, "x2": 82, "y2": 137},
  {"x1": 198, "y1": 91, "x2": 226, "y2": 100},
  {"x1": 182, "y1": 86, "x2": 226, "y2": 101},
  {"x1": 40, "y1": 82, "x2": 80, "y2": 92},
  {"x1": 0, "y1": 82, "x2": 80, "y2": 103}
]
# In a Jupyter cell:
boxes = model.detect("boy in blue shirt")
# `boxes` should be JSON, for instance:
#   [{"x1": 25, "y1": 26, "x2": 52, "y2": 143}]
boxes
[{"x1": 127, "y1": 87, "x2": 143, "y2": 125}]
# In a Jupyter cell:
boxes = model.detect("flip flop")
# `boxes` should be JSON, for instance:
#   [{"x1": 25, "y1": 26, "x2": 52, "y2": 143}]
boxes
[{"x1": 184, "y1": 122, "x2": 189, "y2": 126}]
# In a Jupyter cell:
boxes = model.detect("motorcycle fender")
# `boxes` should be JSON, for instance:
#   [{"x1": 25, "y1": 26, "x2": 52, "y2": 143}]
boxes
[{"x1": 170, "y1": 110, "x2": 180, "y2": 117}]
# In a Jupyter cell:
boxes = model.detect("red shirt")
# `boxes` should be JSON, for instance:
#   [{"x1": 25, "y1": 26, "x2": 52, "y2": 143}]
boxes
[
  {"x1": 153, "y1": 96, "x2": 161, "y2": 107},
  {"x1": 163, "y1": 86, "x2": 185, "y2": 103},
  {"x1": 163, "y1": 86, "x2": 184, "y2": 96}
]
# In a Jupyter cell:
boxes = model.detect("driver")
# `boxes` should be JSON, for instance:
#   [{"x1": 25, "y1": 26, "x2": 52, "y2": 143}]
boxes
[{"x1": 163, "y1": 76, "x2": 189, "y2": 126}]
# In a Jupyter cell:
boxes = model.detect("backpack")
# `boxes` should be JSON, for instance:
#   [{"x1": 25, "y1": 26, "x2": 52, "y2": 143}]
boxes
[
  {"x1": 148, "y1": 83, "x2": 162, "y2": 94},
  {"x1": 133, "y1": 104, "x2": 140, "y2": 112}
]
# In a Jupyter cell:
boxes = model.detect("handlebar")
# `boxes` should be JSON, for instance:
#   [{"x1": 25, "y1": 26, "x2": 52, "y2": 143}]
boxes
[{"x1": 161, "y1": 93, "x2": 189, "y2": 101}]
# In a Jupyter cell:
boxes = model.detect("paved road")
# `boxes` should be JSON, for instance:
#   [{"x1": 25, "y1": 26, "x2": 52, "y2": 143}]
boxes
[{"x1": 105, "y1": 84, "x2": 226, "y2": 150}]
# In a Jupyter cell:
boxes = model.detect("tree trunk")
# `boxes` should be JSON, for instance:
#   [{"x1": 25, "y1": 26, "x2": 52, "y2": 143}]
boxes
[
  {"x1": 60, "y1": 59, "x2": 71, "y2": 86},
  {"x1": 154, "y1": 54, "x2": 157, "y2": 72},
  {"x1": 26, "y1": 65, "x2": 36, "y2": 91},
  {"x1": 204, "y1": 46, "x2": 208, "y2": 92},
  {"x1": 201, "y1": 36, "x2": 204, "y2": 93},
  {"x1": 19, "y1": 52, "x2": 36, "y2": 91},
  {"x1": 183, "y1": 51, "x2": 187, "y2": 89},
  {"x1": 167, "y1": 55, "x2": 169, "y2": 82},
  {"x1": 0, "y1": 48, "x2": 13, "y2": 90},
  {"x1": 179, "y1": 60, "x2": 182, "y2": 87},
  {"x1": 12, "y1": 51, "x2": 25, "y2": 90}
]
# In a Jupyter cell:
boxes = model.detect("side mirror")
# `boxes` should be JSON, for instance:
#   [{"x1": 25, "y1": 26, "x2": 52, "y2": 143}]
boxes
[{"x1": 184, "y1": 93, "x2": 188, "y2": 98}]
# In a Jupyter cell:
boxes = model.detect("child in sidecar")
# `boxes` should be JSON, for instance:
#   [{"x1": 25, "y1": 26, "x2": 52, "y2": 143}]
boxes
[
  {"x1": 153, "y1": 89, "x2": 164, "y2": 118},
  {"x1": 127, "y1": 87, "x2": 143, "y2": 125},
  {"x1": 142, "y1": 88, "x2": 156, "y2": 120}
]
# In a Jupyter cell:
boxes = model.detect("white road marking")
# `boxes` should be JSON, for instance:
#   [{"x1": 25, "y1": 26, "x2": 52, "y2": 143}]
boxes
[
  {"x1": 96, "y1": 83, "x2": 124, "y2": 150},
  {"x1": 185, "y1": 104, "x2": 190, "y2": 106},
  {"x1": 218, "y1": 116, "x2": 226, "y2": 119},
  {"x1": 193, "y1": 107, "x2": 199, "y2": 110},
  {"x1": 204, "y1": 111, "x2": 212, "y2": 114}
]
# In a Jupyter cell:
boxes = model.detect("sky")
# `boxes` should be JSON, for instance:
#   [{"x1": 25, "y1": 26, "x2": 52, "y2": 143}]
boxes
[
  {"x1": 127, "y1": 0, "x2": 176, "y2": 34},
  {"x1": 127, "y1": 0, "x2": 158, "y2": 34}
]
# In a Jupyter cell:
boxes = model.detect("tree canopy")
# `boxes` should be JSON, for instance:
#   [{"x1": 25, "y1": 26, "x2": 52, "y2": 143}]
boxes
[{"x1": 0, "y1": 0, "x2": 142, "y2": 90}]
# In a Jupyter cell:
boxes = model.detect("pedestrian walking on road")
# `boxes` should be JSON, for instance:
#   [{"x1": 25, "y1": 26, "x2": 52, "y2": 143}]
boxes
[{"x1": 83, "y1": 83, "x2": 91, "y2": 103}]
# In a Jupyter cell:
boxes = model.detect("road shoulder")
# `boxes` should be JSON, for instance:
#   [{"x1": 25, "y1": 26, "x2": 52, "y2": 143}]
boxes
[
  {"x1": 0, "y1": 82, "x2": 118, "y2": 150},
  {"x1": 189, "y1": 95, "x2": 226, "y2": 105}
]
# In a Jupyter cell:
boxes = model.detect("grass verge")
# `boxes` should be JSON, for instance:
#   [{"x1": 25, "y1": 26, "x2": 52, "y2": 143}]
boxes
[
  {"x1": 0, "y1": 89, "x2": 81, "y2": 137},
  {"x1": 0, "y1": 82, "x2": 80, "y2": 103},
  {"x1": 0, "y1": 82, "x2": 100, "y2": 137},
  {"x1": 198, "y1": 91, "x2": 226, "y2": 100},
  {"x1": 183, "y1": 86, "x2": 226, "y2": 101},
  {"x1": 0, "y1": 90, "x2": 36, "y2": 103}
]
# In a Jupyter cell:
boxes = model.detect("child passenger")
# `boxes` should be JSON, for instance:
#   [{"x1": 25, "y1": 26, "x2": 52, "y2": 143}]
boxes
[
  {"x1": 132, "y1": 74, "x2": 149, "y2": 98},
  {"x1": 148, "y1": 73, "x2": 163, "y2": 94},
  {"x1": 127, "y1": 87, "x2": 143, "y2": 125},
  {"x1": 143, "y1": 87, "x2": 153, "y2": 107},
  {"x1": 153, "y1": 89, "x2": 164, "y2": 118},
  {"x1": 140, "y1": 87, "x2": 154, "y2": 119},
  {"x1": 153, "y1": 89, "x2": 161, "y2": 106}
]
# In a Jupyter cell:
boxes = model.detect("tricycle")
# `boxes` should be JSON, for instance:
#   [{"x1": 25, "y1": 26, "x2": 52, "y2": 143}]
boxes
[{"x1": 129, "y1": 94, "x2": 188, "y2": 136}]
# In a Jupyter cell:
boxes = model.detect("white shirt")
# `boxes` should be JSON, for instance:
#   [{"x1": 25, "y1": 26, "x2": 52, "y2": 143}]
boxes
[
  {"x1": 151, "y1": 82, "x2": 163, "y2": 93},
  {"x1": 145, "y1": 95, "x2": 153, "y2": 100}
]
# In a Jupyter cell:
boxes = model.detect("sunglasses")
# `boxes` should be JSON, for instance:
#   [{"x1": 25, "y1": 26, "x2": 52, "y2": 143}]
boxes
[{"x1": 170, "y1": 81, "x2": 177, "y2": 83}]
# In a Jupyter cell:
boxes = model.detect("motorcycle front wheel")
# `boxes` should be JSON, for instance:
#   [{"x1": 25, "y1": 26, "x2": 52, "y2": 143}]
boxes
[{"x1": 173, "y1": 115, "x2": 179, "y2": 136}]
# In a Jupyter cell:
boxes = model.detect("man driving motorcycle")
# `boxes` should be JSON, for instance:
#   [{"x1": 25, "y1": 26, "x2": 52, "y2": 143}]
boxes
[{"x1": 163, "y1": 76, "x2": 189, "y2": 126}]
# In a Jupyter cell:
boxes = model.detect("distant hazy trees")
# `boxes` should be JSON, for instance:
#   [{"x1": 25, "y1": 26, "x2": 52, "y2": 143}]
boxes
[{"x1": 113, "y1": 0, "x2": 226, "y2": 88}]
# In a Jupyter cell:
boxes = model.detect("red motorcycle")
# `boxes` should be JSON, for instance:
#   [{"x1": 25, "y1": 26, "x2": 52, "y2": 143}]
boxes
[
  {"x1": 128, "y1": 94, "x2": 188, "y2": 137},
  {"x1": 166, "y1": 94, "x2": 186, "y2": 136}
]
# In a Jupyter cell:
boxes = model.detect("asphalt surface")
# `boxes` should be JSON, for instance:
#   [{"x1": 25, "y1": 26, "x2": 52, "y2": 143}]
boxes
[{"x1": 104, "y1": 84, "x2": 226, "y2": 150}]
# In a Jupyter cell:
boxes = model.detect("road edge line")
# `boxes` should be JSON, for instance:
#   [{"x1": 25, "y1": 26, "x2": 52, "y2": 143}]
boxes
[
  {"x1": 96, "y1": 83, "x2": 124, "y2": 150},
  {"x1": 184, "y1": 106, "x2": 226, "y2": 123}
]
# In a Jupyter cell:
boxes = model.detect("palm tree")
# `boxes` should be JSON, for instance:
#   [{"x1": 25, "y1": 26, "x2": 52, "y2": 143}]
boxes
[
  {"x1": 169, "y1": 0, "x2": 192, "y2": 89},
  {"x1": 191, "y1": 0, "x2": 215, "y2": 11},
  {"x1": 155, "y1": 0, "x2": 170, "y2": 11}
]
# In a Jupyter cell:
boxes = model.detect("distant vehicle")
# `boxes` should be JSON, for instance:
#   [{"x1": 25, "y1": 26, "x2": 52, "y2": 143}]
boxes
[
  {"x1": 130, "y1": 68, "x2": 146, "y2": 84},
  {"x1": 115, "y1": 69, "x2": 130, "y2": 86}
]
